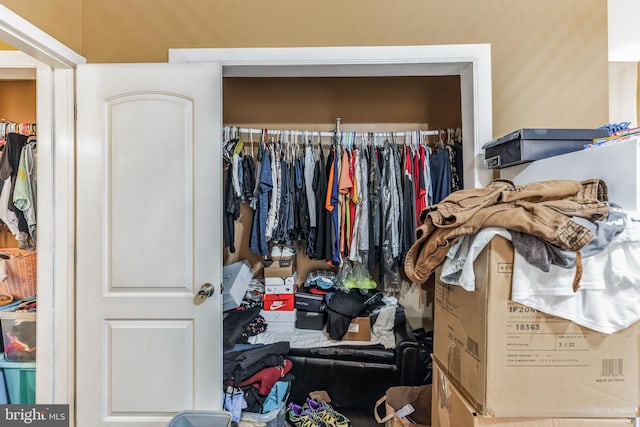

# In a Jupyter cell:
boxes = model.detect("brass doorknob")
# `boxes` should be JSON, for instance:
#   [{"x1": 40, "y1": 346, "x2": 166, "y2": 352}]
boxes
[{"x1": 194, "y1": 283, "x2": 215, "y2": 305}]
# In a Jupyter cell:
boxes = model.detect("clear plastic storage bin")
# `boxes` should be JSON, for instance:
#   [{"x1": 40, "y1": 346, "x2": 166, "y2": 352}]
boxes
[
  {"x1": 0, "y1": 311, "x2": 36, "y2": 361},
  {"x1": 240, "y1": 401, "x2": 286, "y2": 427},
  {"x1": 166, "y1": 410, "x2": 231, "y2": 427}
]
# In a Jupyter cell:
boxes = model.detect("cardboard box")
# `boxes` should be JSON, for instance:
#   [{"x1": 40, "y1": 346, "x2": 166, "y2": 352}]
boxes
[
  {"x1": 432, "y1": 361, "x2": 635, "y2": 427},
  {"x1": 343, "y1": 316, "x2": 371, "y2": 341},
  {"x1": 433, "y1": 236, "x2": 640, "y2": 418},
  {"x1": 265, "y1": 275, "x2": 296, "y2": 294},
  {"x1": 262, "y1": 293, "x2": 295, "y2": 311},
  {"x1": 264, "y1": 258, "x2": 296, "y2": 279},
  {"x1": 222, "y1": 261, "x2": 253, "y2": 311}
]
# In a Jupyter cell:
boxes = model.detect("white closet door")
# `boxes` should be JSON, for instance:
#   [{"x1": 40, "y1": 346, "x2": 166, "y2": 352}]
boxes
[{"x1": 76, "y1": 63, "x2": 223, "y2": 427}]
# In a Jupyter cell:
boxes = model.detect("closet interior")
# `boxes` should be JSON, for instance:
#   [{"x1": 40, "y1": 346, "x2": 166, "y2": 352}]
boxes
[
  {"x1": 0, "y1": 76, "x2": 38, "y2": 406},
  {"x1": 222, "y1": 75, "x2": 462, "y2": 425}
]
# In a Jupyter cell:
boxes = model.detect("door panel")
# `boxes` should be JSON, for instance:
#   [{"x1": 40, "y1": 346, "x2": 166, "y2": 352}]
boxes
[
  {"x1": 108, "y1": 94, "x2": 193, "y2": 288},
  {"x1": 76, "y1": 63, "x2": 222, "y2": 427}
]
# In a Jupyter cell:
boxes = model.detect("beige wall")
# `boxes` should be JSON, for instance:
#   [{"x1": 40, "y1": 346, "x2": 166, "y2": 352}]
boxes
[
  {"x1": 1, "y1": 0, "x2": 608, "y2": 138},
  {"x1": 1, "y1": 0, "x2": 82, "y2": 53},
  {"x1": 0, "y1": 80, "x2": 36, "y2": 123}
]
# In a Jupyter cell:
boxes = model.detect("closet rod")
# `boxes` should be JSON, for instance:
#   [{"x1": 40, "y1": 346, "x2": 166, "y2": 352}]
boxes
[{"x1": 231, "y1": 127, "x2": 441, "y2": 138}]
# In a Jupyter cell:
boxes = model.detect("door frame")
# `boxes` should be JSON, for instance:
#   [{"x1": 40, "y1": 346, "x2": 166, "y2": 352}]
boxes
[
  {"x1": 169, "y1": 44, "x2": 493, "y2": 189},
  {"x1": 0, "y1": 3, "x2": 85, "y2": 416}
]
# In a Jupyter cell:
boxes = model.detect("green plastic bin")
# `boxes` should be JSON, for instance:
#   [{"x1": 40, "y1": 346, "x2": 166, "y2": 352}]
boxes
[{"x1": 0, "y1": 353, "x2": 35, "y2": 404}]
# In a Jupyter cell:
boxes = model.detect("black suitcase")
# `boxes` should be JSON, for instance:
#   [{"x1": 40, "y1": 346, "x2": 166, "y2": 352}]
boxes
[{"x1": 483, "y1": 128, "x2": 609, "y2": 169}]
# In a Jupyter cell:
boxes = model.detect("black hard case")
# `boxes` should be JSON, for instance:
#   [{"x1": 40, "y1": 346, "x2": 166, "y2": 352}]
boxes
[{"x1": 483, "y1": 128, "x2": 609, "y2": 169}]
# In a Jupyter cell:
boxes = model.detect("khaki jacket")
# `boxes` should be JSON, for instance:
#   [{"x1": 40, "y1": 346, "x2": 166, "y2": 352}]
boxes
[{"x1": 404, "y1": 179, "x2": 609, "y2": 284}]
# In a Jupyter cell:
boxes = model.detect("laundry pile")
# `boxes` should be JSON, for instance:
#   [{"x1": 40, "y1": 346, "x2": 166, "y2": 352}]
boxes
[
  {"x1": 405, "y1": 178, "x2": 640, "y2": 333},
  {"x1": 223, "y1": 341, "x2": 293, "y2": 423}
]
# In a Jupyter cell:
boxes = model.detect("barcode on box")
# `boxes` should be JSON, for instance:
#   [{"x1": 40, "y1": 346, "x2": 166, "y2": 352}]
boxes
[
  {"x1": 601, "y1": 359, "x2": 623, "y2": 377},
  {"x1": 467, "y1": 337, "x2": 479, "y2": 358}
]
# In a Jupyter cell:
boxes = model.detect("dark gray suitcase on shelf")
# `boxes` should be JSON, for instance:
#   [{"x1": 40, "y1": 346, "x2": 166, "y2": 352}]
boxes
[{"x1": 483, "y1": 128, "x2": 609, "y2": 169}]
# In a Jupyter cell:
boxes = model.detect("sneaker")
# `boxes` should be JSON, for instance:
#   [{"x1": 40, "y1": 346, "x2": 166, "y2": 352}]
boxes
[
  {"x1": 270, "y1": 245, "x2": 283, "y2": 259},
  {"x1": 281, "y1": 245, "x2": 296, "y2": 259},
  {"x1": 304, "y1": 399, "x2": 351, "y2": 427},
  {"x1": 286, "y1": 403, "x2": 323, "y2": 427}
]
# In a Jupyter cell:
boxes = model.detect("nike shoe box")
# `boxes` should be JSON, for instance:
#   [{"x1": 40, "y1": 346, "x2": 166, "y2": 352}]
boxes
[
  {"x1": 294, "y1": 292, "x2": 325, "y2": 312},
  {"x1": 260, "y1": 309, "x2": 296, "y2": 331},
  {"x1": 295, "y1": 311, "x2": 325, "y2": 330},
  {"x1": 222, "y1": 261, "x2": 253, "y2": 312},
  {"x1": 262, "y1": 293, "x2": 295, "y2": 311}
]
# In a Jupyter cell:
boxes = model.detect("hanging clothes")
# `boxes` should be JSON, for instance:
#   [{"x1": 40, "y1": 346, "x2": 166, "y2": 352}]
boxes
[
  {"x1": 402, "y1": 146, "x2": 417, "y2": 261},
  {"x1": 338, "y1": 149, "x2": 352, "y2": 257},
  {"x1": 329, "y1": 146, "x2": 341, "y2": 265},
  {"x1": 14, "y1": 138, "x2": 37, "y2": 241},
  {"x1": 223, "y1": 126, "x2": 462, "y2": 283},
  {"x1": 429, "y1": 146, "x2": 452, "y2": 205},
  {"x1": 312, "y1": 147, "x2": 329, "y2": 260},
  {"x1": 249, "y1": 148, "x2": 273, "y2": 256}
]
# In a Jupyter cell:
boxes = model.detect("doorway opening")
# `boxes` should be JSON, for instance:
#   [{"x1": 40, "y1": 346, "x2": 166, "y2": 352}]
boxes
[{"x1": 171, "y1": 44, "x2": 493, "y2": 424}]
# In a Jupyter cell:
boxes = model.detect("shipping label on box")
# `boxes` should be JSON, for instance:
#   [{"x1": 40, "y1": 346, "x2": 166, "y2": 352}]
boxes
[
  {"x1": 343, "y1": 316, "x2": 371, "y2": 341},
  {"x1": 433, "y1": 236, "x2": 640, "y2": 418}
]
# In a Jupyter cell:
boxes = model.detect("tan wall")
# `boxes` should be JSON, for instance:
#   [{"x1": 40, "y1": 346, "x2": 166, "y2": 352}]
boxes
[
  {"x1": 0, "y1": 1, "x2": 608, "y2": 137},
  {"x1": 0, "y1": 0, "x2": 82, "y2": 53},
  {"x1": 80, "y1": 0, "x2": 608, "y2": 137},
  {"x1": 0, "y1": 80, "x2": 36, "y2": 123}
]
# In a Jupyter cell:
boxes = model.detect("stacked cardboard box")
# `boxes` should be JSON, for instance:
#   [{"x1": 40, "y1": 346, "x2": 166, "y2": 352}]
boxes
[
  {"x1": 261, "y1": 259, "x2": 297, "y2": 330},
  {"x1": 432, "y1": 236, "x2": 639, "y2": 424},
  {"x1": 431, "y1": 362, "x2": 634, "y2": 427}
]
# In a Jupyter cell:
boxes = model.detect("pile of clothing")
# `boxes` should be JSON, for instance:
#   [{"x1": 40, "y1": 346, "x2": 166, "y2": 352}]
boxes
[
  {"x1": 223, "y1": 341, "x2": 293, "y2": 422},
  {"x1": 405, "y1": 178, "x2": 640, "y2": 334}
]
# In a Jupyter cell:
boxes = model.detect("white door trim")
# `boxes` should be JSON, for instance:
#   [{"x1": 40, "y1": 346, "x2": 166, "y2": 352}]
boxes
[
  {"x1": 170, "y1": 44, "x2": 493, "y2": 188},
  {"x1": 0, "y1": 5, "x2": 85, "y2": 423},
  {"x1": 0, "y1": 5, "x2": 84, "y2": 68}
]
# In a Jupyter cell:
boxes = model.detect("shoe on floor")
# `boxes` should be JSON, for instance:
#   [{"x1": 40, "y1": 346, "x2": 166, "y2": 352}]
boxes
[
  {"x1": 286, "y1": 402, "x2": 324, "y2": 427},
  {"x1": 304, "y1": 398, "x2": 351, "y2": 427}
]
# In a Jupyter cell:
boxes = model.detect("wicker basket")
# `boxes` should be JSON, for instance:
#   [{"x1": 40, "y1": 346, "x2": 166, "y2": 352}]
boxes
[{"x1": 0, "y1": 249, "x2": 36, "y2": 299}]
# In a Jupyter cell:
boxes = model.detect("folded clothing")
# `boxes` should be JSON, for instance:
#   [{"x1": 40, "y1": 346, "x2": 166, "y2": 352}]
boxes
[{"x1": 238, "y1": 359, "x2": 293, "y2": 395}]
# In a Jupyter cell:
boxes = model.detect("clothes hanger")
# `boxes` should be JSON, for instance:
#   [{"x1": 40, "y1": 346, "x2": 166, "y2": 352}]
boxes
[{"x1": 249, "y1": 130, "x2": 254, "y2": 158}]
